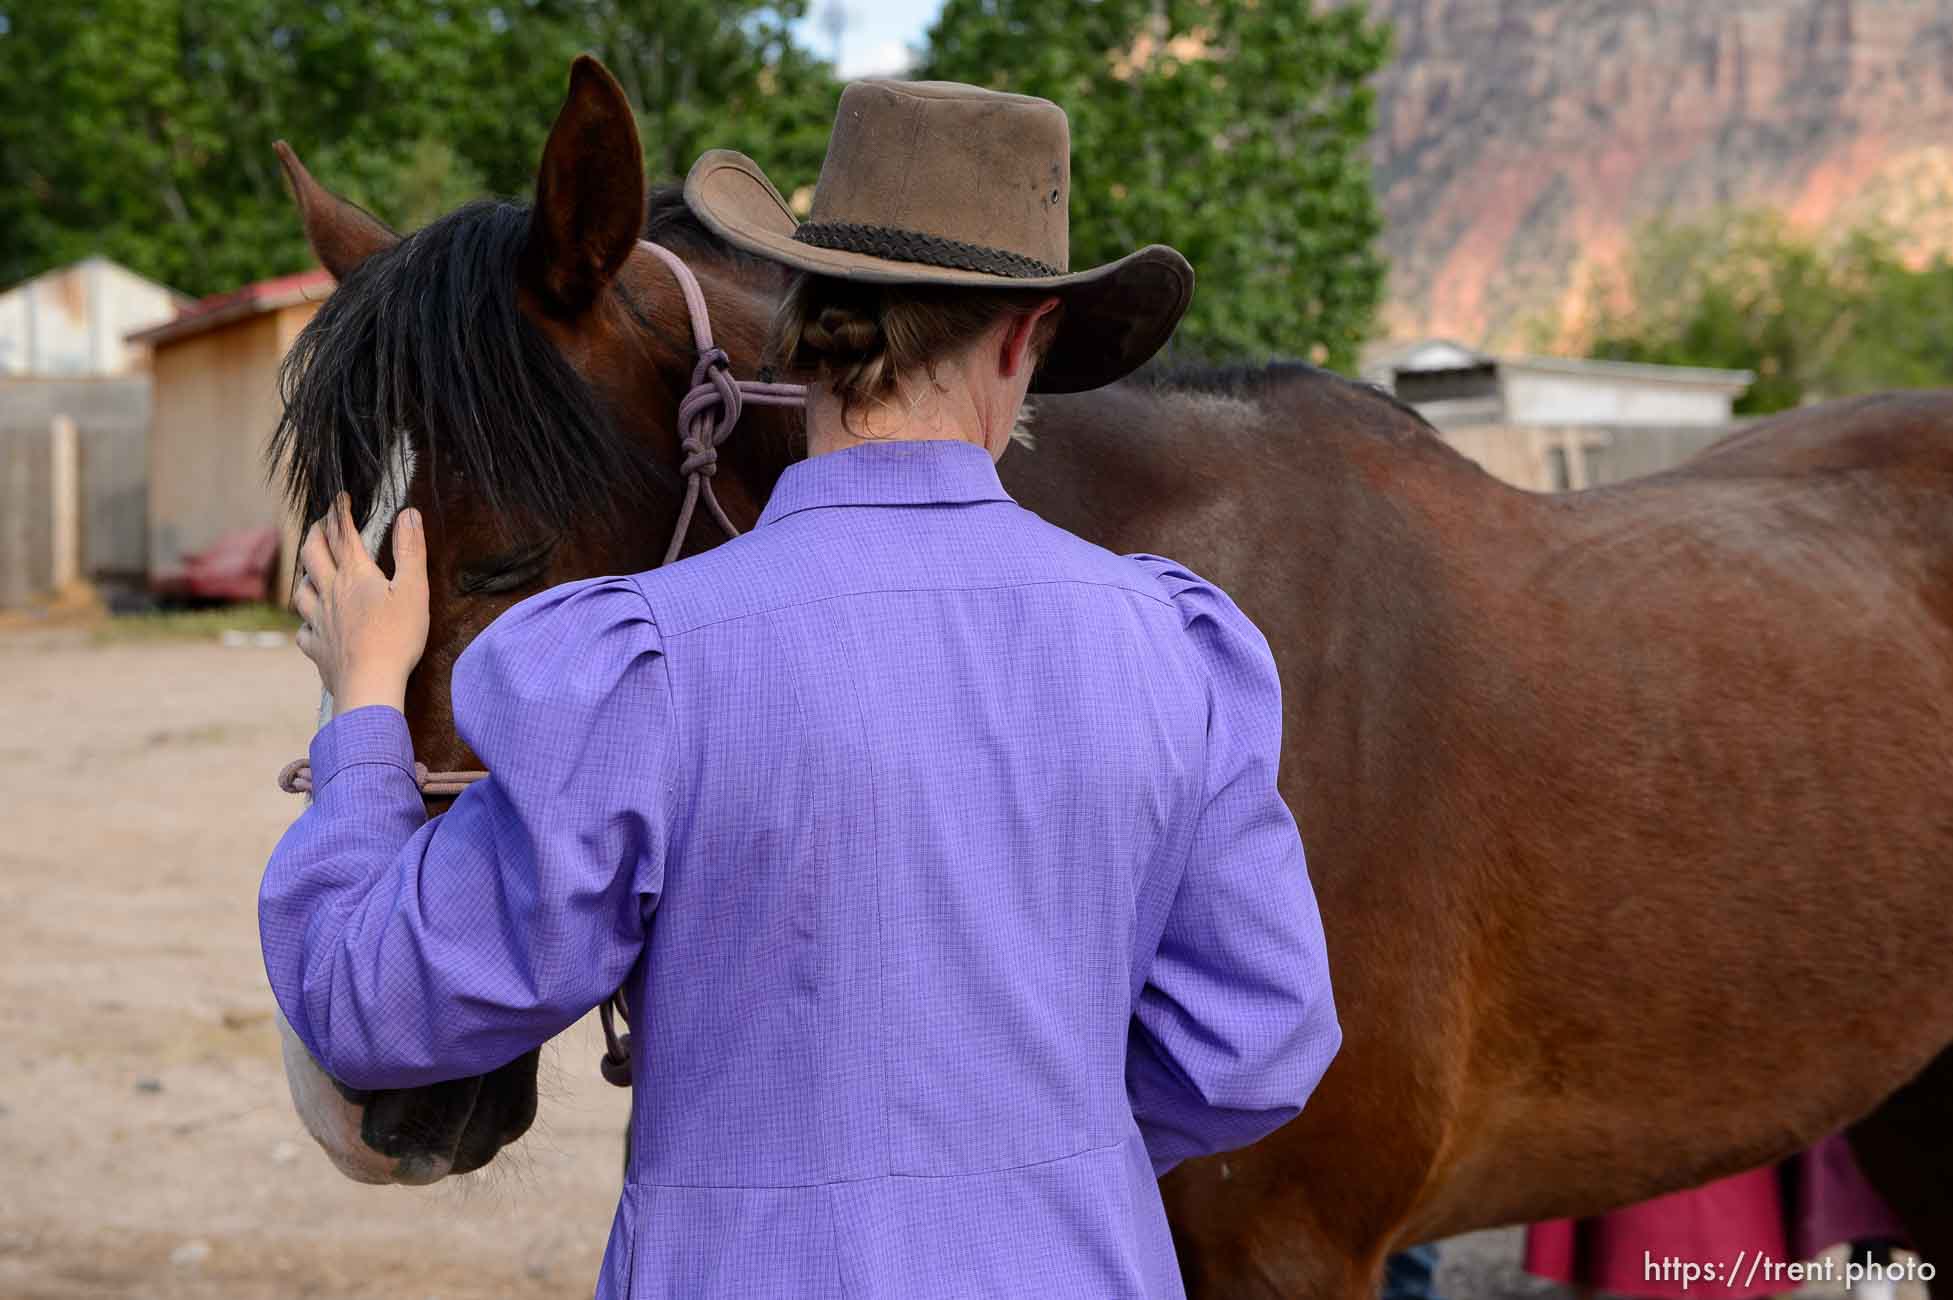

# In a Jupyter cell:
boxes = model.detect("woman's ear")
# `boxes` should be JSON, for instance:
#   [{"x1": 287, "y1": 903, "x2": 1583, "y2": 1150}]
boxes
[{"x1": 999, "y1": 297, "x2": 1064, "y2": 380}]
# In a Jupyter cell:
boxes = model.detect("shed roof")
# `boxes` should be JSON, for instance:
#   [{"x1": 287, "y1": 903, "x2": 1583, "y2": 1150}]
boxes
[
  {"x1": 1364, "y1": 337, "x2": 1754, "y2": 393},
  {"x1": 1498, "y1": 353, "x2": 1755, "y2": 393},
  {"x1": 126, "y1": 268, "x2": 333, "y2": 348}
]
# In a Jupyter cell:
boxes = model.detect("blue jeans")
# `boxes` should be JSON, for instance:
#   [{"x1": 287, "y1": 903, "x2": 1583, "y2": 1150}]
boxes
[{"x1": 1382, "y1": 1243, "x2": 1443, "y2": 1300}]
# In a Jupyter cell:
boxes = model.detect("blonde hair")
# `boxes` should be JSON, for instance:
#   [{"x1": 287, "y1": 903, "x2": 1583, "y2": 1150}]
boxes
[{"x1": 768, "y1": 275, "x2": 1064, "y2": 432}]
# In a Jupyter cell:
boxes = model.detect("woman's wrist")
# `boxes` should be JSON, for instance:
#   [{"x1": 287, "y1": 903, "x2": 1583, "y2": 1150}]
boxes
[{"x1": 331, "y1": 672, "x2": 409, "y2": 719}]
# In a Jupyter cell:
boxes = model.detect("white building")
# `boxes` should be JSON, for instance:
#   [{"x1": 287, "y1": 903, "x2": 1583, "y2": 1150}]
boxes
[
  {"x1": 1363, "y1": 340, "x2": 1755, "y2": 492},
  {"x1": 0, "y1": 257, "x2": 187, "y2": 377},
  {"x1": 0, "y1": 258, "x2": 187, "y2": 607}
]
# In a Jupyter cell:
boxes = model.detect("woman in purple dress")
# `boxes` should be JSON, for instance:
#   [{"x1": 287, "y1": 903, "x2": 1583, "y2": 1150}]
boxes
[{"x1": 261, "y1": 80, "x2": 1343, "y2": 1298}]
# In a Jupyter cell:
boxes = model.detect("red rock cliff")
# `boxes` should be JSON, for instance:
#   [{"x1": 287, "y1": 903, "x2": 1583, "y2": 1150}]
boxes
[{"x1": 1368, "y1": 0, "x2": 1953, "y2": 346}]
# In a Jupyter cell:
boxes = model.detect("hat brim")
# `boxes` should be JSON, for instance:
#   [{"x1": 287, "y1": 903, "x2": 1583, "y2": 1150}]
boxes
[{"x1": 683, "y1": 149, "x2": 1193, "y2": 394}]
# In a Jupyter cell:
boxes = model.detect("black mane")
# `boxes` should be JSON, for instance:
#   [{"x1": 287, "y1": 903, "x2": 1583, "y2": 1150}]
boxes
[
  {"x1": 644, "y1": 183, "x2": 784, "y2": 278},
  {"x1": 269, "y1": 198, "x2": 664, "y2": 543}
]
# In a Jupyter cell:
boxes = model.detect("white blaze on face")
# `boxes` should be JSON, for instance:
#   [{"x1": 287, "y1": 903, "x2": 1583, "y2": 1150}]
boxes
[
  {"x1": 313, "y1": 439, "x2": 416, "y2": 728},
  {"x1": 286, "y1": 438, "x2": 445, "y2": 1184}
]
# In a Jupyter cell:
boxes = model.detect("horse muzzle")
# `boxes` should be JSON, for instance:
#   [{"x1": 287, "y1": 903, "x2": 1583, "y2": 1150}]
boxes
[{"x1": 275, "y1": 1009, "x2": 537, "y2": 1184}]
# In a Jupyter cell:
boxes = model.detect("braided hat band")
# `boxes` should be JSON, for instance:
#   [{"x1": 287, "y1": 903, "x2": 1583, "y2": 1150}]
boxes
[{"x1": 790, "y1": 221, "x2": 1063, "y2": 280}]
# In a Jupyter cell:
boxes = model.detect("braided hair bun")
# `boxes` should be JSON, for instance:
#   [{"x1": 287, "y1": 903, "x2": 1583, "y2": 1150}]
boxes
[
  {"x1": 767, "y1": 273, "x2": 1063, "y2": 432},
  {"x1": 800, "y1": 304, "x2": 886, "y2": 362}
]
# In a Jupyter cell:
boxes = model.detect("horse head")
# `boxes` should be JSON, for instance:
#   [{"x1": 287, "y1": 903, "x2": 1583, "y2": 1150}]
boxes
[{"x1": 268, "y1": 54, "x2": 799, "y2": 1183}]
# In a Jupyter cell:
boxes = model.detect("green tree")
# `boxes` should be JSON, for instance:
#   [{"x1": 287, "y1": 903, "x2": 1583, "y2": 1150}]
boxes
[
  {"x1": 1582, "y1": 210, "x2": 1953, "y2": 415},
  {"x1": 0, "y1": 1, "x2": 836, "y2": 298},
  {"x1": 565, "y1": 0, "x2": 836, "y2": 187},
  {"x1": 920, "y1": 0, "x2": 1391, "y2": 370}
]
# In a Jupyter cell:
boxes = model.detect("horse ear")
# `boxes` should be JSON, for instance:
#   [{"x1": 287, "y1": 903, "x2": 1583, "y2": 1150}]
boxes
[
  {"x1": 273, "y1": 141, "x2": 400, "y2": 281},
  {"x1": 521, "y1": 54, "x2": 646, "y2": 316}
]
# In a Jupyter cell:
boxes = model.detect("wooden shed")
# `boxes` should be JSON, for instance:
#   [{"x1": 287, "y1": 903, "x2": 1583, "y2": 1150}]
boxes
[
  {"x1": 1364, "y1": 340, "x2": 1754, "y2": 492},
  {"x1": 128, "y1": 269, "x2": 331, "y2": 605}
]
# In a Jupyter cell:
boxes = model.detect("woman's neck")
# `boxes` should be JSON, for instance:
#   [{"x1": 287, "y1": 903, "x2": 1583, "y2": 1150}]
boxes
[{"x1": 804, "y1": 371, "x2": 1016, "y2": 461}]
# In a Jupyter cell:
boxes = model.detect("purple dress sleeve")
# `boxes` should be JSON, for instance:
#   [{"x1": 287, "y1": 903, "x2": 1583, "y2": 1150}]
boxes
[
  {"x1": 258, "y1": 575, "x2": 672, "y2": 1091},
  {"x1": 1121, "y1": 556, "x2": 1343, "y2": 1177}
]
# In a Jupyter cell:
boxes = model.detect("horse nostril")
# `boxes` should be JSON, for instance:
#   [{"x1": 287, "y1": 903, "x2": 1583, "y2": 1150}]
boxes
[{"x1": 359, "y1": 1074, "x2": 482, "y2": 1162}]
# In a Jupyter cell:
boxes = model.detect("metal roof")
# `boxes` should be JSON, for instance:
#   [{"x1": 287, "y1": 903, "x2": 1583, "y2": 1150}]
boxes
[{"x1": 125, "y1": 268, "x2": 333, "y2": 347}]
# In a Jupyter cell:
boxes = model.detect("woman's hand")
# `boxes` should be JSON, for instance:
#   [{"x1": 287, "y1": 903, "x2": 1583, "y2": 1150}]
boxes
[{"x1": 293, "y1": 493, "x2": 430, "y2": 719}]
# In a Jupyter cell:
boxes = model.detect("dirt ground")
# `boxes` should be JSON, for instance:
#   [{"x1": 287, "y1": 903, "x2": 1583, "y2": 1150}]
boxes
[
  {"x1": 0, "y1": 626, "x2": 1903, "y2": 1299},
  {"x1": 1, "y1": 628, "x2": 631, "y2": 1298}
]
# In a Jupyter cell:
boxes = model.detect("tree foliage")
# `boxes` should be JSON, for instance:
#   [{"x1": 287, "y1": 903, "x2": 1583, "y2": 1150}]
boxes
[
  {"x1": 1, "y1": 0, "x2": 1395, "y2": 372},
  {"x1": 1583, "y1": 210, "x2": 1953, "y2": 415},
  {"x1": 0, "y1": 0, "x2": 836, "y2": 297},
  {"x1": 919, "y1": 0, "x2": 1391, "y2": 369}
]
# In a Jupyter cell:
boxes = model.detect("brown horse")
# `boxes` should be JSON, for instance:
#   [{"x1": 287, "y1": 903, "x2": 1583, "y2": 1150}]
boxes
[{"x1": 266, "y1": 56, "x2": 1953, "y2": 1298}]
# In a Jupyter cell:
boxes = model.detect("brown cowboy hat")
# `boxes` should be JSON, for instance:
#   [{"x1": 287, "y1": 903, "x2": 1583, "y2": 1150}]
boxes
[{"x1": 683, "y1": 79, "x2": 1194, "y2": 394}]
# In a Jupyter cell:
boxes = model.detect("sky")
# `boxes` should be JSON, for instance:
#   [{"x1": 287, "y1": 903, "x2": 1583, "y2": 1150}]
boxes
[{"x1": 790, "y1": 0, "x2": 946, "y2": 79}]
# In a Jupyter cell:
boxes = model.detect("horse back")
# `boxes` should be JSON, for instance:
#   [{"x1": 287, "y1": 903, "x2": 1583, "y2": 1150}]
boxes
[{"x1": 1683, "y1": 389, "x2": 1953, "y2": 479}]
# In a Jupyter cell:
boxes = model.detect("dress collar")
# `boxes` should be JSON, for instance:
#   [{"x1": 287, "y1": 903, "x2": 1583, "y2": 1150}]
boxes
[{"x1": 757, "y1": 439, "x2": 1015, "y2": 527}]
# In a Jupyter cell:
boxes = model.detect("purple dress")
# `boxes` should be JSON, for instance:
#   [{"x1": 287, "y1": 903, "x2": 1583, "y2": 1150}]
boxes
[{"x1": 260, "y1": 439, "x2": 1341, "y2": 1298}]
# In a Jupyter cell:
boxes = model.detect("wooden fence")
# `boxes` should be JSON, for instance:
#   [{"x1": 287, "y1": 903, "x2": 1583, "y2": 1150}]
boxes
[{"x1": 0, "y1": 377, "x2": 150, "y2": 608}]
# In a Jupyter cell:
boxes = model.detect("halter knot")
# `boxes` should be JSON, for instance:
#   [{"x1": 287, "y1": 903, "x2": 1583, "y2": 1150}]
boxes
[
  {"x1": 679, "y1": 434, "x2": 719, "y2": 478},
  {"x1": 679, "y1": 347, "x2": 742, "y2": 448}
]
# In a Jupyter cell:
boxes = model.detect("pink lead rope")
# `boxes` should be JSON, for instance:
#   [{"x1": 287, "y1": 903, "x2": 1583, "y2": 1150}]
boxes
[
  {"x1": 640, "y1": 239, "x2": 809, "y2": 563},
  {"x1": 277, "y1": 240, "x2": 808, "y2": 1087}
]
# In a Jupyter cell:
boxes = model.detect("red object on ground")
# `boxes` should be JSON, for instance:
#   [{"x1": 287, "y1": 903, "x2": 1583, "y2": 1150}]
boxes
[
  {"x1": 1524, "y1": 1137, "x2": 1910, "y2": 1299},
  {"x1": 151, "y1": 525, "x2": 281, "y2": 602},
  {"x1": 1526, "y1": 1167, "x2": 1787, "y2": 1299}
]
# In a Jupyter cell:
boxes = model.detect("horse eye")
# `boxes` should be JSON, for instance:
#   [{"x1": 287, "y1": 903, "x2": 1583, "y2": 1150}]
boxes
[{"x1": 456, "y1": 541, "x2": 554, "y2": 596}]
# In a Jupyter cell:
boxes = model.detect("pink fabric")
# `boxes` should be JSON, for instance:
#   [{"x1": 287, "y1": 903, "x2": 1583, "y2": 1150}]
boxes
[
  {"x1": 1526, "y1": 1139, "x2": 1911, "y2": 1299},
  {"x1": 1525, "y1": 1168, "x2": 1787, "y2": 1299}
]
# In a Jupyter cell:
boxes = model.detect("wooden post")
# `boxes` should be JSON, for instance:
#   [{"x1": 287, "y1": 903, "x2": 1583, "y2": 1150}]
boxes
[
  {"x1": 1559, "y1": 426, "x2": 1589, "y2": 492},
  {"x1": 1, "y1": 433, "x2": 27, "y2": 607},
  {"x1": 50, "y1": 413, "x2": 79, "y2": 590}
]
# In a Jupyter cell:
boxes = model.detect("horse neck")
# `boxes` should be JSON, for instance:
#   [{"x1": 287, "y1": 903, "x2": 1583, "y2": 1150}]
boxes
[
  {"x1": 1266, "y1": 376, "x2": 1511, "y2": 598},
  {"x1": 713, "y1": 402, "x2": 801, "y2": 533},
  {"x1": 1012, "y1": 373, "x2": 1497, "y2": 612}
]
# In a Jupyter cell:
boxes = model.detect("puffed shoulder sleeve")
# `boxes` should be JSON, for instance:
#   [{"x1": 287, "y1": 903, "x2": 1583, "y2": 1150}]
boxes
[
  {"x1": 1119, "y1": 554, "x2": 1342, "y2": 1177},
  {"x1": 259, "y1": 575, "x2": 675, "y2": 1090}
]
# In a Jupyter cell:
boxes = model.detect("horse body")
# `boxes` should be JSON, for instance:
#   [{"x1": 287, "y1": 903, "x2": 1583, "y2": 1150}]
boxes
[
  {"x1": 1009, "y1": 371, "x2": 1953, "y2": 1291},
  {"x1": 266, "y1": 58, "x2": 1953, "y2": 1299}
]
